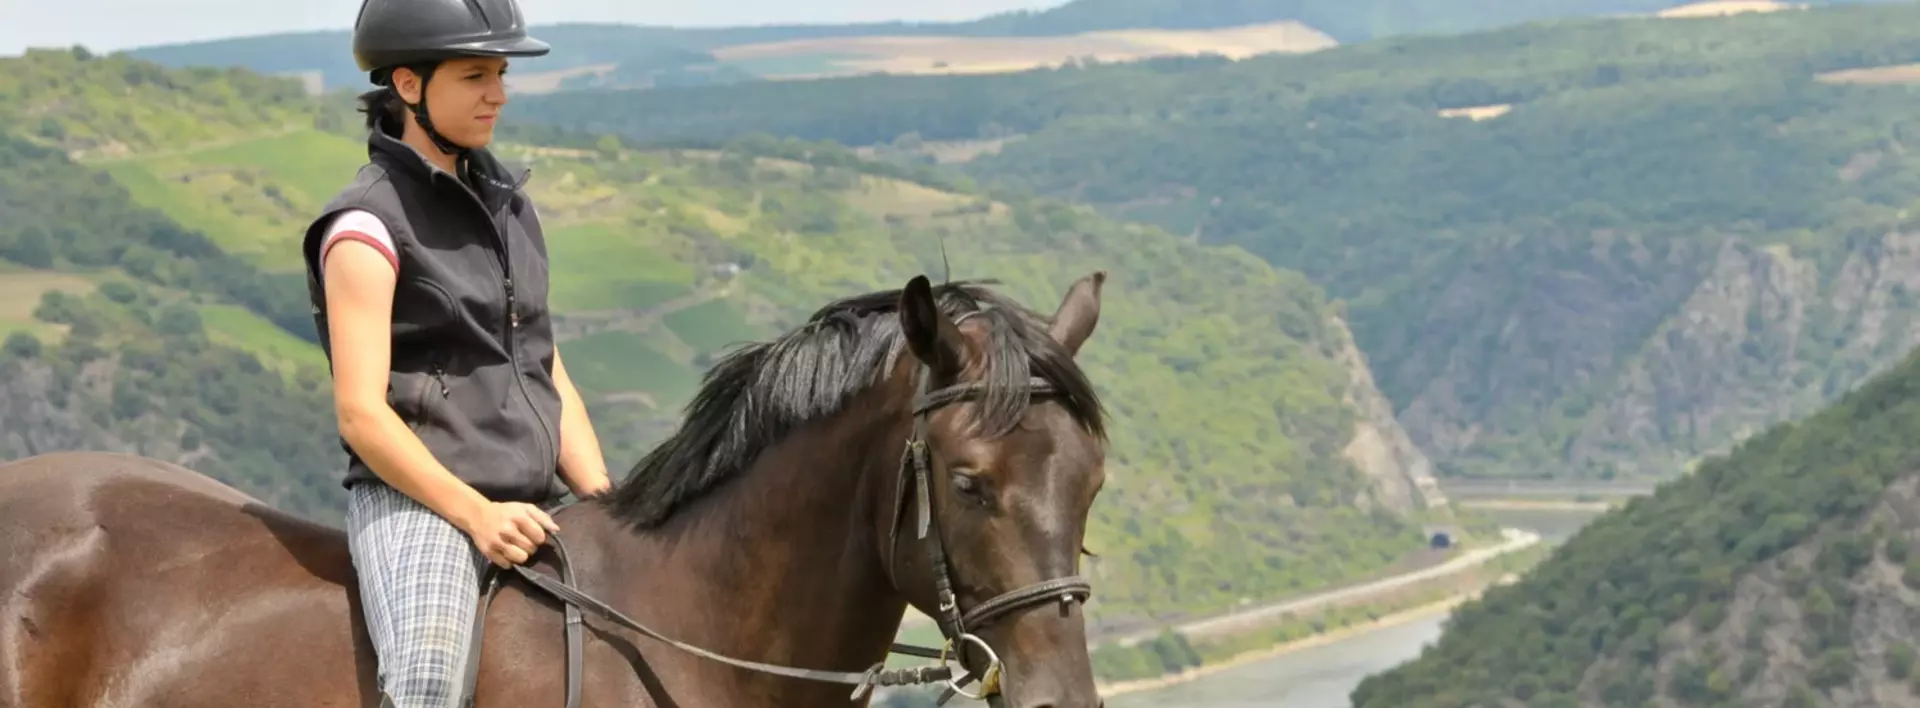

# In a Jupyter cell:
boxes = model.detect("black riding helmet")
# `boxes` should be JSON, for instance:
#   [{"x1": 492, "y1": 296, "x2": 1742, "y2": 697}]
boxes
[{"x1": 352, "y1": 0, "x2": 550, "y2": 156}]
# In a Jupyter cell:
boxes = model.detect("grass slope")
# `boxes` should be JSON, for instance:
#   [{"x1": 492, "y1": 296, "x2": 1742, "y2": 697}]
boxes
[{"x1": 0, "y1": 48, "x2": 1436, "y2": 623}]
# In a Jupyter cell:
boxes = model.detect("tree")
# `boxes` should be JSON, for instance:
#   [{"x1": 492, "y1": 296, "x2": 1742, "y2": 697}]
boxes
[
  {"x1": 156, "y1": 304, "x2": 205, "y2": 340},
  {"x1": 596, "y1": 134, "x2": 624, "y2": 158},
  {"x1": 3, "y1": 224, "x2": 56, "y2": 268},
  {"x1": 2, "y1": 331, "x2": 42, "y2": 360}
]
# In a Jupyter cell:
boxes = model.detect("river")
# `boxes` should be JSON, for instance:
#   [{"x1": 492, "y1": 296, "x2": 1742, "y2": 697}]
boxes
[{"x1": 1105, "y1": 506, "x2": 1604, "y2": 708}]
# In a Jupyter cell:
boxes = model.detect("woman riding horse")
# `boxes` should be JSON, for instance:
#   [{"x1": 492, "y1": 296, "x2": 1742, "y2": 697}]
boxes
[
  {"x1": 0, "y1": 0, "x2": 1114, "y2": 702},
  {"x1": 301, "y1": 0, "x2": 612, "y2": 705}
]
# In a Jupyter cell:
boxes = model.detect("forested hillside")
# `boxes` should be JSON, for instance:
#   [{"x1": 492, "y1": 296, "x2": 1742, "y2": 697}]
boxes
[
  {"x1": 1350, "y1": 342, "x2": 1920, "y2": 707},
  {"x1": 510, "y1": 1, "x2": 1920, "y2": 481},
  {"x1": 0, "y1": 47, "x2": 1452, "y2": 624},
  {"x1": 0, "y1": 52, "x2": 343, "y2": 514}
]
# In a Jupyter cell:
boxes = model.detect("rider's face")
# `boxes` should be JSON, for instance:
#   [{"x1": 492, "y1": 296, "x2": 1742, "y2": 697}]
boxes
[{"x1": 394, "y1": 57, "x2": 511, "y2": 150}]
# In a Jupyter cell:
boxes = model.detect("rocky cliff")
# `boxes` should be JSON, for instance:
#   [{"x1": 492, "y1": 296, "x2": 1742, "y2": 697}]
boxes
[
  {"x1": 1330, "y1": 314, "x2": 1450, "y2": 514},
  {"x1": 1397, "y1": 223, "x2": 1920, "y2": 482}
]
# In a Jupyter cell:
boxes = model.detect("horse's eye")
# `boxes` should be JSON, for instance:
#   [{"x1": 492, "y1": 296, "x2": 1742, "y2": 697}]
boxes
[{"x1": 952, "y1": 470, "x2": 986, "y2": 498}]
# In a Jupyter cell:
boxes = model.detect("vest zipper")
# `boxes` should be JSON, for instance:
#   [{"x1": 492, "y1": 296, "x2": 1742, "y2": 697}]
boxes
[{"x1": 446, "y1": 175, "x2": 558, "y2": 485}]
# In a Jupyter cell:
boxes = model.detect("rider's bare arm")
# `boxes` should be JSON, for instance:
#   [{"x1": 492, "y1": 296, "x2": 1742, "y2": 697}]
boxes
[
  {"x1": 550, "y1": 348, "x2": 611, "y2": 498},
  {"x1": 323, "y1": 237, "x2": 556, "y2": 566},
  {"x1": 323, "y1": 237, "x2": 491, "y2": 527}
]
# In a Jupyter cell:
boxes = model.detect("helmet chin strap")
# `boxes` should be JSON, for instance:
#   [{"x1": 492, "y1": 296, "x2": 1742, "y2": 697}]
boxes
[{"x1": 394, "y1": 66, "x2": 470, "y2": 165}]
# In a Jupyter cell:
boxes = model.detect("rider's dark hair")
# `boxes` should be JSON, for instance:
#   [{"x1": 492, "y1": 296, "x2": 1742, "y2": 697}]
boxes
[{"x1": 356, "y1": 86, "x2": 405, "y2": 134}]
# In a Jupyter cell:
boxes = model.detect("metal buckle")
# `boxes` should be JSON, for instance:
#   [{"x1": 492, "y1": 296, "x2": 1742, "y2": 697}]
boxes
[
  {"x1": 944, "y1": 633, "x2": 1003, "y2": 700},
  {"x1": 939, "y1": 589, "x2": 958, "y2": 613}
]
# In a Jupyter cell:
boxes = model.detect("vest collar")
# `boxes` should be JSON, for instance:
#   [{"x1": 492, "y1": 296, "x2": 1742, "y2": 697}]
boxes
[{"x1": 368, "y1": 124, "x2": 532, "y2": 214}]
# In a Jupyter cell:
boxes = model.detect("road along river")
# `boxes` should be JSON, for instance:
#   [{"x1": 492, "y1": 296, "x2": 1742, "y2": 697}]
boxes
[{"x1": 1103, "y1": 506, "x2": 1604, "y2": 707}]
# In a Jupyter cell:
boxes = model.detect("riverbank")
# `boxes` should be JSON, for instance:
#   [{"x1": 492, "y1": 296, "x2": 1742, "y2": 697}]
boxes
[
  {"x1": 1083, "y1": 527, "x2": 1543, "y2": 689},
  {"x1": 1096, "y1": 584, "x2": 1498, "y2": 698},
  {"x1": 1115, "y1": 527, "x2": 1539, "y2": 646},
  {"x1": 1093, "y1": 506, "x2": 1605, "y2": 705}
]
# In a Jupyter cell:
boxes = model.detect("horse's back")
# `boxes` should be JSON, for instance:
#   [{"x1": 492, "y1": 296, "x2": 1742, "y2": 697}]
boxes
[
  {"x1": 0, "y1": 450, "x2": 349, "y2": 592},
  {"x1": 0, "y1": 451, "x2": 379, "y2": 707}
]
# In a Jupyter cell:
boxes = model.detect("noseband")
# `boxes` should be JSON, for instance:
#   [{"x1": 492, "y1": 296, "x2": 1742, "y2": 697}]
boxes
[{"x1": 480, "y1": 363, "x2": 1096, "y2": 707}]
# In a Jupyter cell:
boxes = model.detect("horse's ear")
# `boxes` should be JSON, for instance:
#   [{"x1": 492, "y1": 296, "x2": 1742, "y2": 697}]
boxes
[
  {"x1": 1049, "y1": 270, "x2": 1105, "y2": 356},
  {"x1": 900, "y1": 275, "x2": 967, "y2": 381}
]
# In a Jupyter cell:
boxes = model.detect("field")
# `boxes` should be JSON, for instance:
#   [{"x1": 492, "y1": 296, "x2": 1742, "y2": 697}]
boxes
[
  {"x1": 1654, "y1": 0, "x2": 1808, "y2": 18},
  {"x1": 662, "y1": 298, "x2": 766, "y2": 353},
  {"x1": 1436, "y1": 104, "x2": 1514, "y2": 121},
  {"x1": 706, "y1": 20, "x2": 1338, "y2": 79},
  {"x1": 839, "y1": 174, "x2": 1007, "y2": 223},
  {"x1": 0, "y1": 265, "x2": 97, "y2": 342},
  {"x1": 507, "y1": 63, "x2": 618, "y2": 93},
  {"x1": 197, "y1": 302, "x2": 330, "y2": 375},
  {"x1": 0, "y1": 262, "x2": 322, "y2": 380},
  {"x1": 559, "y1": 329, "x2": 701, "y2": 403},
  {"x1": 1815, "y1": 62, "x2": 1920, "y2": 84},
  {"x1": 543, "y1": 222, "x2": 701, "y2": 313}
]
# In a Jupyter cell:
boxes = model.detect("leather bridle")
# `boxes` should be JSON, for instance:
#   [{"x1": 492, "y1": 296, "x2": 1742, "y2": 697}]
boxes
[
  {"x1": 883, "y1": 362, "x2": 1096, "y2": 704},
  {"x1": 473, "y1": 362, "x2": 1096, "y2": 707}
]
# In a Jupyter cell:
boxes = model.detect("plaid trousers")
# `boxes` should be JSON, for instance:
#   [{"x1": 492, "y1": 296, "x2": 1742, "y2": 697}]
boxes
[{"x1": 347, "y1": 481, "x2": 489, "y2": 708}]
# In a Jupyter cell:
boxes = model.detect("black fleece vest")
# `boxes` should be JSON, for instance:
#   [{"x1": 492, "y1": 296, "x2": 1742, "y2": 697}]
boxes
[{"x1": 301, "y1": 127, "x2": 566, "y2": 504}]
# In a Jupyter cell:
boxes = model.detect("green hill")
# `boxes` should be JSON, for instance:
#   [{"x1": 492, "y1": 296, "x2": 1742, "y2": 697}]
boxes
[
  {"x1": 507, "y1": 1, "x2": 1920, "y2": 482},
  {"x1": 1349, "y1": 341, "x2": 1920, "y2": 707},
  {"x1": 0, "y1": 47, "x2": 1454, "y2": 626}
]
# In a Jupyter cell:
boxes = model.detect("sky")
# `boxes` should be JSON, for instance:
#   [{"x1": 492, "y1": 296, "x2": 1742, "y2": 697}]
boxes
[{"x1": 0, "y1": 0, "x2": 1064, "y2": 56}]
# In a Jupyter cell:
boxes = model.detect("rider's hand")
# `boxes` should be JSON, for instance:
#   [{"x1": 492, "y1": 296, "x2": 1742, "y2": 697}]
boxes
[{"x1": 462, "y1": 501, "x2": 559, "y2": 568}]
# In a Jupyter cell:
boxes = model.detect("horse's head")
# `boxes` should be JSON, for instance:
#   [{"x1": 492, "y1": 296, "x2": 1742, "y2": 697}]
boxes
[{"x1": 884, "y1": 272, "x2": 1109, "y2": 708}]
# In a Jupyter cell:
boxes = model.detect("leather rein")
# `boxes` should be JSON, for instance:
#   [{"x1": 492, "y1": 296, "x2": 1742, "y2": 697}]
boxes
[{"x1": 466, "y1": 363, "x2": 1095, "y2": 706}]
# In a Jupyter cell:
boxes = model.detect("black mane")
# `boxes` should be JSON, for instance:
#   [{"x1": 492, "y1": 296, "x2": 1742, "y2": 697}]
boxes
[{"x1": 603, "y1": 280, "x2": 1106, "y2": 529}]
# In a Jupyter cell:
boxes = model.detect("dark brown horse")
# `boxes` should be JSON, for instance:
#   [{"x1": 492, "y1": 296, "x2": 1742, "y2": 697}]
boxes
[{"x1": 0, "y1": 272, "x2": 1112, "y2": 708}]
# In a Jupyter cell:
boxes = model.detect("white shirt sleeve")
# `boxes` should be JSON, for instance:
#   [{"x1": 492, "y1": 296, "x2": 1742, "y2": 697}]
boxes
[{"x1": 316, "y1": 209, "x2": 397, "y2": 278}]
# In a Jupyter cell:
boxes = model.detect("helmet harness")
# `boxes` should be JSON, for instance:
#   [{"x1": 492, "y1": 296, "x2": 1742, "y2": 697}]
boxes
[{"x1": 373, "y1": 63, "x2": 470, "y2": 159}]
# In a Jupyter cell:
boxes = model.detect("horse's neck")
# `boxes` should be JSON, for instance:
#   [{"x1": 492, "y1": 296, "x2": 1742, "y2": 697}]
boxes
[{"x1": 588, "y1": 385, "x2": 915, "y2": 682}]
